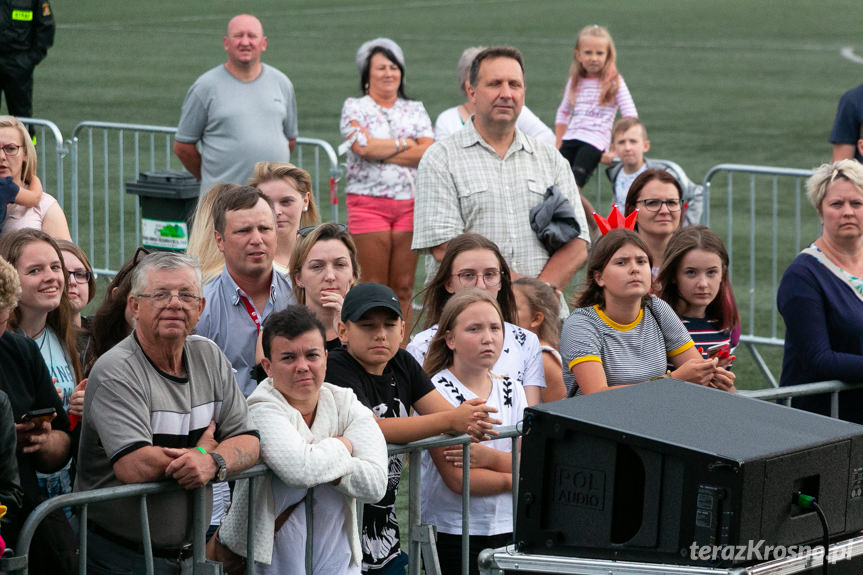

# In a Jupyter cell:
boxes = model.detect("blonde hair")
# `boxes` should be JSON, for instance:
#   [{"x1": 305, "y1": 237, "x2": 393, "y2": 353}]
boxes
[
  {"x1": 568, "y1": 25, "x2": 620, "y2": 107},
  {"x1": 0, "y1": 115, "x2": 37, "y2": 186},
  {"x1": 423, "y1": 289, "x2": 503, "y2": 377},
  {"x1": 806, "y1": 159, "x2": 863, "y2": 212},
  {"x1": 513, "y1": 277, "x2": 561, "y2": 348},
  {"x1": 0, "y1": 255, "x2": 21, "y2": 311},
  {"x1": 248, "y1": 161, "x2": 321, "y2": 228},
  {"x1": 185, "y1": 183, "x2": 240, "y2": 284}
]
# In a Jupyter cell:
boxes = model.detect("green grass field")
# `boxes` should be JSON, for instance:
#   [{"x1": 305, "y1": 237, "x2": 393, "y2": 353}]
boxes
[
  {"x1": 6, "y1": 1, "x2": 860, "y2": 561},
  {"x1": 7, "y1": 0, "x2": 863, "y2": 390}
]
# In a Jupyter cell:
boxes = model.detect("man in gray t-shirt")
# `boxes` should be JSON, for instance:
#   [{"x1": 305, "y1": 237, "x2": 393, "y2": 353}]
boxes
[
  {"x1": 174, "y1": 14, "x2": 298, "y2": 195},
  {"x1": 75, "y1": 252, "x2": 260, "y2": 575}
]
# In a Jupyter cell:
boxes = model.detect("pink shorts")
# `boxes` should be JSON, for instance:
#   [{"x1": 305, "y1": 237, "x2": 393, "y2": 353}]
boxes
[{"x1": 346, "y1": 194, "x2": 415, "y2": 234}]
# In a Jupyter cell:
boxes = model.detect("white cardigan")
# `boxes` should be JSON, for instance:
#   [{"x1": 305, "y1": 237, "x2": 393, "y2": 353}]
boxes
[{"x1": 219, "y1": 379, "x2": 388, "y2": 565}]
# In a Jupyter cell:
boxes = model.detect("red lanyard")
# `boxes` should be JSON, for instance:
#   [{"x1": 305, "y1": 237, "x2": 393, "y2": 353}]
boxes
[{"x1": 238, "y1": 294, "x2": 262, "y2": 335}]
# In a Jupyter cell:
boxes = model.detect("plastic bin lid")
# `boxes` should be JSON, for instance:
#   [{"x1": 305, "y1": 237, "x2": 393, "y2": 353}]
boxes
[{"x1": 126, "y1": 169, "x2": 200, "y2": 199}]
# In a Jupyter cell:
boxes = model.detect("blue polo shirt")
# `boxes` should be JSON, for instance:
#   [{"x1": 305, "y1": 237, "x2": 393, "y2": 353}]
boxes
[{"x1": 195, "y1": 266, "x2": 295, "y2": 397}]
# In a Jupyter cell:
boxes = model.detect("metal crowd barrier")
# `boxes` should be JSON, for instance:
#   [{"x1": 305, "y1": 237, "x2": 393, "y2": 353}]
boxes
[
  {"x1": 4, "y1": 379, "x2": 860, "y2": 575},
  {"x1": 67, "y1": 121, "x2": 342, "y2": 277},
  {"x1": 1, "y1": 426, "x2": 520, "y2": 575},
  {"x1": 701, "y1": 164, "x2": 816, "y2": 387}
]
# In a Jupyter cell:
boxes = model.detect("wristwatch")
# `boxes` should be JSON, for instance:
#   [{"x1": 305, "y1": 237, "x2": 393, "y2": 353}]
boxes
[{"x1": 210, "y1": 452, "x2": 227, "y2": 482}]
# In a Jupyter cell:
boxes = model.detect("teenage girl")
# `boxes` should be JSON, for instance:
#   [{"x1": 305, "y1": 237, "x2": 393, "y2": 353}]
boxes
[
  {"x1": 657, "y1": 226, "x2": 740, "y2": 367},
  {"x1": 560, "y1": 229, "x2": 735, "y2": 396},
  {"x1": 0, "y1": 229, "x2": 83, "y2": 502},
  {"x1": 407, "y1": 233, "x2": 546, "y2": 406},
  {"x1": 555, "y1": 25, "x2": 637, "y2": 189},
  {"x1": 512, "y1": 278, "x2": 566, "y2": 402},
  {"x1": 422, "y1": 289, "x2": 526, "y2": 575}
]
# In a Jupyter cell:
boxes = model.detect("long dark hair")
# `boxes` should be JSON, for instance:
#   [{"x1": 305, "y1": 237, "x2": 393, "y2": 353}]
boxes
[
  {"x1": 574, "y1": 229, "x2": 652, "y2": 309},
  {"x1": 84, "y1": 246, "x2": 150, "y2": 375},
  {"x1": 416, "y1": 233, "x2": 515, "y2": 330},
  {"x1": 657, "y1": 226, "x2": 740, "y2": 333},
  {"x1": 0, "y1": 229, "x2": 83, "y2": 383},
  {"x1": 361, "y1": 47, "x2": 409, "y2": 99}
]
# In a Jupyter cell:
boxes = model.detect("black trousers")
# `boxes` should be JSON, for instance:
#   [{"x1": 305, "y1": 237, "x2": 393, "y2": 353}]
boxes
[
  {"x1": 0, "y1": 64, "x2": 35, "y2": 118},
  {"x1": 559, "y1": 138, "x2": 603, "y2": 188},
  {"x1": 433, "y1": 531, "x2": 511, "y2": 575}
]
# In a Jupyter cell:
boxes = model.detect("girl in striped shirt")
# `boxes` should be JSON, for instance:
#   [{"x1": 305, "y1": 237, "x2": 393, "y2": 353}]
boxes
[
  {"x1": 561, "y1": 229, "x2": 735, "y2": 395},
  {"x1": 657, "y1": 226, "x2": 740, "y2": 368},
  {"x1": 555, "y1": 25, "x2": 637, "y2": 189}
]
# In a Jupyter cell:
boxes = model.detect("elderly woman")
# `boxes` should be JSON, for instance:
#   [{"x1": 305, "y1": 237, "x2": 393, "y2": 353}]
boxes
[
  {"x1": 434, "y1": 46, "x2": 555, "y2": 144},
  {"x1": 340, "y1": 38, "x2": 433, "y2": 333},
  {"x1": 218, "y1": 306, "x2": 387, "y2": 574},
  {"x1": 777, "y1": 159, "x2": 863, "y2": 423},
  {"x1": 248, "y1": 161, "x2": 320, "y2": 276},
  {"x1": 624, "y1": 168, "x2": 684, "y2": 279},
  {"x1": 0, "y1": 116, "x2": 71, "y2": 240}
]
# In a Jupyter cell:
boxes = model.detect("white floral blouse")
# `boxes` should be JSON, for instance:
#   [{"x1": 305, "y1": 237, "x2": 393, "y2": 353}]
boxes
[{"x1": 339, "y1": 95, "x2": 433, "y2": 200}]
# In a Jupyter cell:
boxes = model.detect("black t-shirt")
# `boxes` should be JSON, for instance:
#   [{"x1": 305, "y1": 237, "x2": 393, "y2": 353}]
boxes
[
  {"x1": 326, "y1": 346, "x2": 435, "y2": 572},
  {"x1": 0, "y1": 330, "x2": 71, "y2": 510}
]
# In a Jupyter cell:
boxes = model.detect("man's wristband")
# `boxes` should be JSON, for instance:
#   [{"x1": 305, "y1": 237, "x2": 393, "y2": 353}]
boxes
[{"x1": 194, "y1": 446, "x2": 207, "y2": 455}]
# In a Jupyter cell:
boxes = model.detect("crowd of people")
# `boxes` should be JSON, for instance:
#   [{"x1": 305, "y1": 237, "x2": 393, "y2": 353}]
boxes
[{"x1": 2, "y1": 12, "x2": 863, "y2": 575}]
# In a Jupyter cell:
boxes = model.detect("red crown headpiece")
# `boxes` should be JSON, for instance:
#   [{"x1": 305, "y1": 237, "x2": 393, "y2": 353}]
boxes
[{"x1": 592, "y1": 204, "x2": 638, "y2": 235}]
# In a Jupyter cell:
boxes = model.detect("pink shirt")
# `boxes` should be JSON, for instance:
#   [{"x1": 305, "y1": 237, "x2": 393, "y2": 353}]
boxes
[
  {"x1": 2, "y1": 191, "x2": 57, "y2": 236},
  {"x1": 555, "y1": 76, "x2": 637, "y2": 151}
]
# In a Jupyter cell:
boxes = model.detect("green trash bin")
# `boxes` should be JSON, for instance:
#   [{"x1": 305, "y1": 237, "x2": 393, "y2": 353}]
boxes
[{"x1": 126, "y1": 170, "x2": 199, "y2": 251}]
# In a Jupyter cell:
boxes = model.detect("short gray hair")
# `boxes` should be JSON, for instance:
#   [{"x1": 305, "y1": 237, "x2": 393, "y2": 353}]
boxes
[
  {"x1": 457, "y1": 46, "x2": 486, "y2": 97},
  {"x1": 131, "y1": 252, "x2": 202, "y2": 295},
  {"x1": 806, "y1": 159, "x2": 863, "y2": 212}
]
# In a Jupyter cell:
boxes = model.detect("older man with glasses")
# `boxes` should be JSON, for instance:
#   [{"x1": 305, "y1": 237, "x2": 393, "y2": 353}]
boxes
[{"x1": 75, "y1": 251, "x2": 260, "y2": 575}]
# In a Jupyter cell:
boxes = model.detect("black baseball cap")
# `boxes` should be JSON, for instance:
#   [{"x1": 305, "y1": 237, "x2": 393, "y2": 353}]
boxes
[{"x1": 341, "y1": 282, "x2": 403, "y2": 322}]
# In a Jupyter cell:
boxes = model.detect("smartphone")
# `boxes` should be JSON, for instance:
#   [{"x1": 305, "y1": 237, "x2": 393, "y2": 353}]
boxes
[
  {"x1": 20, "y1": 407, "x2": 56, "y2": 424},
  {"x1": 706, "y1": 343, "x2": 731, "y2": 359}
]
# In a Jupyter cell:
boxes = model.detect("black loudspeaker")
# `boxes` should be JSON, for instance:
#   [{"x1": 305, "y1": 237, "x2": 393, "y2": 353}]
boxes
[{"x1": 516, "y1": 379, "x2": 863, "y2": 567}]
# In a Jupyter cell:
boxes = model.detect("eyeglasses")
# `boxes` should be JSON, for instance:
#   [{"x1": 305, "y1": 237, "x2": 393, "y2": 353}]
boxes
[
  {"x1": 68, "y1": 270, "x2": 92, "y2": 284},
  {"x1": 636, "y1": 198, "x2": 682, "y2": 212},
  {"x1": 135, "y1": 290, "x2": 202, "y2": 308},
  {"x1": 297, "y1": 223, "x2": 348, "y2": 238},
  {"x1": 452, "y1": 269, "x2": 503, "y2": 288},
  {"x1": 0, "y1": 144, "x2": 22, "y2": 157}
]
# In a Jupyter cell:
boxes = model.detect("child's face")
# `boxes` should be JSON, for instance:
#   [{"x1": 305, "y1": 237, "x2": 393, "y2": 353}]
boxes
[
  {"x1": 513, "y1": 287, "x2": 537, "y2": 333},
  {"x1": 445, "y1": 249, "x2": 502, "y2": 299},
  {"x1": 674, "y1": 249, "x2": 723, "y2": 318},
  {"x1": 613, "y1": 125, "x2": 650, "y2": 172},
  {"x1": 445, "y1": 301, "x2": 504, "y2": 370},
  {"x1": 595, "y1": 243, "x2": 651, "y2": 302},
  {"x1": 575, "y1": 36, "x2": 609, "y2": 77},
  {"x1": 339, "y1": 308, "x2": 404, "y2": 375}
]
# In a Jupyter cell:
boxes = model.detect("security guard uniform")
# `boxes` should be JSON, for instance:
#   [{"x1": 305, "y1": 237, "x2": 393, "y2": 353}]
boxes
[{"x1": 0, "y1": 0, "x2": 55, "y2": 118}]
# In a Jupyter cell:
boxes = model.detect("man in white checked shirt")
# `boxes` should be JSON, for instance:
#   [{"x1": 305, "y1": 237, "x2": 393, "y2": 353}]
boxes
[{"x1": 412, "y1": 46, "x2": 590, "y2": 290}]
